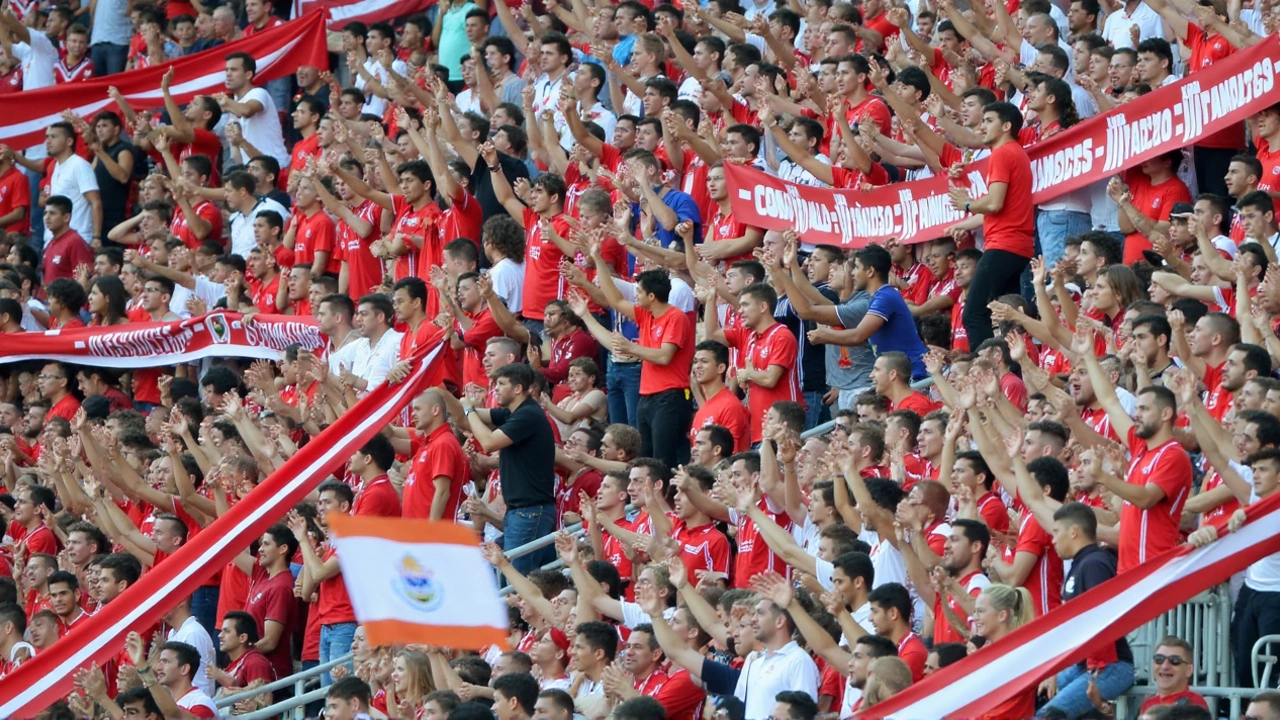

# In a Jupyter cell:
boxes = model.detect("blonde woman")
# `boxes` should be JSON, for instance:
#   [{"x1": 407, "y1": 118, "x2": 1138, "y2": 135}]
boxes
[
  {"x1": 389, "y1": 649, "x2": 436, "y2": 720},
  {"x1": 971, "y1": 584, "x2": 1036, "y2": 719}
]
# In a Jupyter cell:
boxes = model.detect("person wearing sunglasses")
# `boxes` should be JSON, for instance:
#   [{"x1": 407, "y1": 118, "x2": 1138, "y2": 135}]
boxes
[{"x1": 1137, "y1": 636, "x2": 1207, "y2": 715}]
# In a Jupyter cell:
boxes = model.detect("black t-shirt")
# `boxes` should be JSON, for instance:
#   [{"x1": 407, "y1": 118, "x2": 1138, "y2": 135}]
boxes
[
  {"x1": 94, "y1": 139, "x2": 134, "y2": 239},
  {"x1": 1064, "y1": 543, "x2": 1133, "y2": 665},
  {"x1": 469, "y1": 151, "x2": 530, "y2": 223},
  {"x1": 488, "y1": 396, "x2": 556, "y2": 508}
]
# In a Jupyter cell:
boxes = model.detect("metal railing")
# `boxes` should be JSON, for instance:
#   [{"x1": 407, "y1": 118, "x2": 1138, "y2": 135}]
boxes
[
  {"x1": 1115, "y1": 685, "x2": 1259, "y2": 720},
  {"x1": 217, "y1": 654, "x2": 352, "y2": 717},
  {"x1": 1126, "y1": 584, "x2": 1235, "y2": 687}
]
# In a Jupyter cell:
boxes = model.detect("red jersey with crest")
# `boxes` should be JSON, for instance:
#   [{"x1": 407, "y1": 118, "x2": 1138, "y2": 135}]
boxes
[
  {"x1": 723, "y1": 323, "x2": 800, "y2": 444},
  {"x1": 521, "y1": 208, "x2": 573, "y2": 320},
  {"x1": 55, "y1": 56, "x2": 94, "y2": 83}
]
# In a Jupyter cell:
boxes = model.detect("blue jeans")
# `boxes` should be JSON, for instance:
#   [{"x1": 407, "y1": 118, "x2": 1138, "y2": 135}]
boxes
[
  {"x1": 803, "y1": 391, "x2": 829, "y2": 431},
  {"x1": 504, "y1": 503, "x2": 557, "y2": 574},
  {"x1": 90, "y1": 42, "x2": 128, "y2": 76},
  {"x1": 1038, "y1": 662, "x2": 1135, "y2": 719},
  {"x1": 319, "y1": 622, "x2": 357, "y2": 687},
  {"x1": 1036, "y1": 209, "x2": 1093, "y2": 270},
  {"x1": 607, "y1": 359, "x2": 641, "y2": 427},
  {"x1": 191, "y1": 585, "x2": 219, "y2": 648},
  {"x1": 24, "y1": 168, "x2": 43, "y2": 250}
]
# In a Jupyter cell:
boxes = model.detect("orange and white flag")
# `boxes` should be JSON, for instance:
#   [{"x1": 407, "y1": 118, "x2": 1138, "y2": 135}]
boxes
[{"x1": 327, "y1": 514, "x2": 510, "y2": 649}]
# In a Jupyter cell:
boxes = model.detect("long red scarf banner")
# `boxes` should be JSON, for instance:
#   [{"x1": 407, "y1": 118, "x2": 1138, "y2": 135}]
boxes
[
  {"x1": 728, "y1": 35, "x2": 1280, "y2": 247},
  {"x1": 0, "y1": 11, "x2": 329, "y2": 152},
  {"x1": 293, "y1": 0, "x2": 433, "y2": 30},
  {"x1": 857, "y1": 493, "x2": 1280, "y2": 719},
  {"x1": 0, "y1": 312, "x2": 322, "y2": 367},
  {"x1": 0, "y1": 336, "x2": 450, "y2": 717}
]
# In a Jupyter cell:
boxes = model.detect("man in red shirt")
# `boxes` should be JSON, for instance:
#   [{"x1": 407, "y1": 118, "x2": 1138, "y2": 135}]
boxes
[
  {"x1": 404, "y1": 389, "x2": 469, "y2": 521},
  {"x1": 11, "y1": 484, "x2": 59, "y2": 556},
  {"x1": 667, "y1": 466, "x2": 732, "y2": 581},
  {"x1": 974, "y1": 338, "x2": 1029, "y2": 412},
  {"x1": 349, "y1": 434, "x2": 402, "y2": 517},
  {"x1": 48, "y1": 571, "x2": 92, "y2": 634},
  {"x1": 41, "y1": 196, "x2": 93, "y2": 284},
  {"x1": 159, "y1": 69, "x2": 223, "y2": 187},
  {"x1": 949, "y1": 101, "x2": 1034, "y2": 350},
  {"x1": 312, "y1": 159, "x2": 382, "y2": 301},
  {"x1": 991, "y1": 459, "x2": 1070, "y2": 616},
  {"x1": 571, "y1": 264, "x2": 695, "y2": 469},
  {"x1": 447, "y1": 273, "x2": 504, "y2": 390},
  {"x1": 1111, "y1": 152, "x2": 1192, "y2": 264},
  {"x1": 287, "y1": 177, "x2": 339, "y2": 278},
  {"x1": 0, "y1": 147, "x2": 31, "y2": 234},
  {"x1": 887, "y1": 240, "x2": 935, "y2": 307},
  {"x1": 1137, "y1": 637, "x2": 1209, "y2": 715},
  {"x1": 289, "y1": 488, "x2": 357, "y2": 684},
  {"x1": 688, "y1": 340, "x2": 750, "y2": 454},
  {"x1": 704, "y1": 282, "x2": 800, "y2": 445},
  {"x1": 871, "y1": 352, "x2": 938, "y2": 417},
  {"x1": 867, "y1": 583, "x2": 927, "y2": 682},
  {"x1": 232, "y1": 524, "x2": 298, "y2": 683},
  {"x1": 484, "y1": 140, "x2": 572, "y2": 339},
  {"x1": 1171, "y1": 310, "x2": 1238, "y2": 424},
  {"x1": 383, "y1": 161, "x2": 442, "y2": 283},
  {"x1": 209, "y1": 611, "x2": 274, "y2": 695},
  {"x1": 244, "y1": 246, "x2": 282, "y2": 313},
  {"x1": 1072, "y1": 327, "x2": 1192, "y2": 573},
  {"x1": 289, "y1": 98, "x2": 324, "y2": 174}
]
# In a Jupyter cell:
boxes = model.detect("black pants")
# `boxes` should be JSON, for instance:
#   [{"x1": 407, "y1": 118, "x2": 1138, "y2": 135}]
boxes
[
  {"x1": 963, "y1": 248, "x2": 1030, "y2": 349},
  {"x1": 1194, "y1": 146, "x2": 1236, "y2": 197},
  {"x1": 637, "y1": 388, "x2": 693, "y2": 468},
  {"x1": 1233, "y1": 583, "x2": 1280, "y2": 687}
]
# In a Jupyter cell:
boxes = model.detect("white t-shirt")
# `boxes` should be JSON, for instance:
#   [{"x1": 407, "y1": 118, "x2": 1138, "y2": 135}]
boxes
[
  {"x1": 487, "y1": 257, "x2": 524, "y2": 314},
  {"x1": 350, "y1": 328, "x2": 404, "y2": 391},
  {"x1": 12, "y1": 32, "x2": 57, "y2": 91},
  {"x1": 229, "y1": 196, "x2": 292, "y2": 258},
  {"x1": 170, "y1": 275, "x2": 227, "y2": 317},
  {"x1": 46, "y1": 155, "x2": 99, "y2": 243},
  {"x1": 734, "y1": 641, "x2": 820, "y2": 720},
  {"x1": 1101, "y1": 2, "x2": 1165, "y2": 50},
  {"x1": 21, "y1": 297, "x2": 48, "y2": 331},
  {"x1": 358, "y1": 56, "x2": 410, "y2": 117},
  {"x1": 235, "y1": 87, "x2": 290, "y2": 166},
  {"x1": 619, "y1": 601, "x2": 680, "y2": 629},
  {"x1": 168, "y1": 616, "x2": 217, "y2": 698}
]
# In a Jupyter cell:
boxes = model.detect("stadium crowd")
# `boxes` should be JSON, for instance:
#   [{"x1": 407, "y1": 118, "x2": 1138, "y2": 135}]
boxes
[{"x1": 2, "y1": 0, "x2": 1280, "y2": 716}]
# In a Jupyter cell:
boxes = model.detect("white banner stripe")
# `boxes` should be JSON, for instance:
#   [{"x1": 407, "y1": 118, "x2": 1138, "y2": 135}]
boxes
[
  {"x1": 0, "y1": 345, "x2": 440, "y2": 715},
  {"x1": 882, "y1": 503, "x2": 1280, "y2": 719}
]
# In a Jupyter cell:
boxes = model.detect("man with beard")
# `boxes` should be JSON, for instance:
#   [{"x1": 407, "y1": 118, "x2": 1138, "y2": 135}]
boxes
[
  {"x1": 1129, "y1": 315, "x2": 1177, "y2": 386},
  {"x1": 1071, "y1": 325, "x2": 1192, "y2": 573},
  {"x1": 1062, "y1": 353, "x2": 1133, "y2": 443},
  {"x1": 48, "y1": 570, "x2": 92, "y2": 633},
  {"x1": 901, "y1": 519, "x2": 990, "y2": 645},
  {"x1": 1171, "y1": 310, "x2": 1240, "y2": 424}
]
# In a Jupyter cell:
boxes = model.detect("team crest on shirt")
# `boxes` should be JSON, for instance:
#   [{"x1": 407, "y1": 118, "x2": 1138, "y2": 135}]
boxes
[
  {"x1": 654, "y1": 327, "x2": 663, "y2": 339},
  {"x1": 394, "y1": 554, "x2": 444, "y2": 612}
]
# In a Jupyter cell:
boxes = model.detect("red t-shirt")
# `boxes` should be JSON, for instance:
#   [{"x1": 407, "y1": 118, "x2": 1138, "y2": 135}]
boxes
[
  {"x1": 556, "y1": 469, "x2": 603, "y2": 525},
  {"x1": 891, "y1": 262, "x2": 935, "y2": 306},
  {"x1": 893, "y1": 391, "x2": 939, "y2": 416},
  {"x1": 1186, "y1": 24, "x2": 1243, "y2": 150},
  {"x1": 1258, "y1": 137, "x2": 1280, "y2": 194},
  {"x1": 1122, "y1": 169, "x2": 1192, "y2": 264},
  {"x1": 171, "y1": 200, "x2": 222, "y2": 250},
  {"x1": 897, "y1": 632, "x2": 928, "y2": 682},
  {"x1": 43, "y1": 230, "x2": 93, "y2": 283},
  {"x1": 1000, "y1": 372, "x2": 1029, "y2": 412},
  {"x1": 731, "y1": 499, "x2": 789, "y2": 587},
  {"x1": 226, "y1": 648, "x2": 275, "y2": 686},
  {"x1": 457, "y1": 308, "x2": 503, "y2": 388},
  {"x1": 977, "y1": 491, "x2": 1010, "y2": 536},
  {"x1": 636, "y1": 305, "x2": 695, "y2": 396},
  {"x1": 1119, "y1": 428, "x2": 1192, "y2": 573},
  {"x1": 290, "y1": 134, "x2": 321, "y2": 173},
  {"x1": 1139, "y1": 690, "x2": 1209, "y2": 714},
  {"x1": 1011, "y1": 511, "x2": 1062, "y2": 615},
  {"x1": 390, "y1": 195, "x2": 441, "y2": 282},
  {"x1": 438, "y1": 186, "x2": 484, "y2": 248},
  {"x1": 249, "y1": 273, "x2": 281, "y2": 313},
  {"x1": 521, "y1": 207, "x2": 573, "y2": 320},
  {"x1": 317, "y1": 545, "x2": 356, "y2": 625},
  {"x1": 49, "y1": 394, "x2": 82, "y2": 422},
  {"x1": 652, "y1": 668, "x2": 705, "y2": 720},
  {"x1": 932, "y1": 570, "x2": 986, "y2": 645},
  {"x1": 672, "y1": 520, "x2": 732, "y2": 580},
  {"x1": 19, "y1": 524, "x2": 59, "y2": 556},
  {"x1": 336, "y1": 199, "x2": 384, "y2": 300},
  {"x1": 0, "y1": 165, "x2": 31, "y2": 233},
  {"x1": 723, "y1": 322, "x2": 800, "y2": 443},
  {"x1": 352, "y1": 474, "x2": 402, "y2": 517},
  {"x1": 403, "y1": 424, "x2": 469, "y2": 521},
  {"x1": 689, "y1": 387, "x2": 751, "y2": 455},
  {"x1": 293, "y1": 208, "x2": 339, "y2": 276},
  {"x1": 245, "y1": 565, "x2": 296, "y2": 681},
  {"x1": 981, "y1": 141, "x2": 1034, "y2": 258},
  {"x1": 175, "y1": 129, "x2": 223, "y2": 187},
  {"x1": 1202, "y1": 361, "x2": 1233, "y2": 423}
]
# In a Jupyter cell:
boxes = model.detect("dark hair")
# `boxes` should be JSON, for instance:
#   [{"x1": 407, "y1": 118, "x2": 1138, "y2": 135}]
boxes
[
  {"x1": 537, "y1": 690, "x2": 575, "y2": 717},
  {"x1": 493, "y1": 363, "x2": 538, "y2": 395},
  {"x1": 1239, "y1": 408, "x2": 1280, "y2": 449},
  {"x1": 614, "y1": 697, "x2": 666, "y2": 720},
  {"x1": 725, "y1": 124, "x2": 762, "y2": 155},
  {"x1": 831, "y1": 551, "x2": 874, "y2": 588},
  {"x1": 98, "y1": 552, "x2": 142, "y2": 586},
  {"x1": 483, "y1": 36, "x2": 518, "y2": 70},
  {"x1": 856, "y1": 633, "x2": 898, "y2": 658},
  {"x1": 951, "y1": 518, "x2": 991, "y2": 559},
  {"x1": 984, "y1": 101, "x2": 1024, "y2": 137},
  {"x1": 775, "y1": 692, "x2": 817, "y2": 720},
  {"x1": 449, "y1": 701, "x2": 497, "y2": 720},
  {"x1": 932, "y1": 642, "x2": 968, "y2": 668},
  {"x1": 493, "y1": 672, "x2": 539, "y2": 714},
  {"x1": 635, "y1": 269, "x2": 673, "y2": 303},
  {"x1": 223, "y1": 610, "x2": 260, "y2": 644},
  {"x1": 317, "y1": 479, "x2": 356, "y2": 508},
  {"x1": 226, "y1": 51, "x2": 256, "y2": 75},
  {"x1": 696, "y1": 423, "x2": 735, "y2": 457},
  {"x1": 868, "y1": 582, "x2": 912, "y2": 622},
  {"x1": 1137, "y1": 37, "x2": 1173, "y2": 72},
  {"x1": 46, "y1": 278, "x2": 87, "y2": 313},
  {"x1": 0, "y1": 601, "x2": 26, "y2": 636},
  {"x1": 855, "y1": 245, "x2": 892, "y2": 280},
  {"x1": 1027, "y1": 456, "x2": 1071, "y2": 502},
  {"x1": 46, "y1": 195, "x2": 73, "y2": 216},
  {"x1": 575, "y1": 621, "x2": 619, "y2": 662},
  {"x1": 1052, "y1": 502, "x2": 1098, "y2": 540},
  {"x1": 116, "y1": 687, "x2": 163, "y2": 717},
  {"x1": 327, "y1": 676, "x2": 373, "y2": 706},
  {"x1": 161, "y1": 641, "x2": 201, "y2": 680}
]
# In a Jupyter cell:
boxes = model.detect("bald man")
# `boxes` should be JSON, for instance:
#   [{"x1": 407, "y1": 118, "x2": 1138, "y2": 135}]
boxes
[{"x1": 403, "y1": 390, "x2": 469, "y2": 521}]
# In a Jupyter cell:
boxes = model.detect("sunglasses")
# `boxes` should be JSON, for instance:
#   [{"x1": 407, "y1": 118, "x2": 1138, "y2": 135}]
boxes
[{"x1": 1152, "y1": 654, "x2": 1189, "y2": 666}]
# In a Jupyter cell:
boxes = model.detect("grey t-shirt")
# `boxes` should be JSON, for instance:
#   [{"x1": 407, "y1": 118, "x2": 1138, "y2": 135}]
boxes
[{"x1": 829, "y1": 291, "x2": 875, "y2": 390}]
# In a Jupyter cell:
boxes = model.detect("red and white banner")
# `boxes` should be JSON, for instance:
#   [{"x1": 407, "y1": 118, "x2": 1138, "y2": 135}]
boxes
[
  {"x1": 858, "y1": 494, "x2": 1280, "y2": 719},
  {"x1": 294, "y1": 0, "x2": 433, "y2": 30},
  {"x1": 0, "y1": 312, "x2": 322, "y2": 368},
  {"x1": 0, "y1": 334, "x2": 451, "y2": 718},
  {"x1": 0, "y1": 11, "x2": 329, "y2": 152},
  {"x1": 729, "y1": 35, "x2": 1280, "y2": 247}
]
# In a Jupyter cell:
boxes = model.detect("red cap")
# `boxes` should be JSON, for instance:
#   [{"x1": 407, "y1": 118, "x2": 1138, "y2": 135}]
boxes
[{"x1": 548, "y1": 628, "x2": 571, "y2": 654}]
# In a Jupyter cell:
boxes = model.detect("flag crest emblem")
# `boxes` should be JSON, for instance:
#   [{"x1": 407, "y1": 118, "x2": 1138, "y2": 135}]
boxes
[{"x1": 395, "y1": 555, "x2": 444, "y2": 611}]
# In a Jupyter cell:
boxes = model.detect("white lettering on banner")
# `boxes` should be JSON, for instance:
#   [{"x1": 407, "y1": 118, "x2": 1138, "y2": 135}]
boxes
[
  {"x1": 88, "y1": 328, "x2": 196, "y2": 358},
  {"x1": 244, "y1": 321, "x2": 323, "y2": 349},
  {"x1": 751, "y1": 180, "x2": 971, "y2": 243},
  {"x1": 1178, "y1": 59, "x2": 1276, "y2": 142},
  {"x1": 1102, "y1": 110, "x2": 1174, "y2": 173},
  {"x1": 1031, "y1": 139, "x2": 1093, "y2": 192}
]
